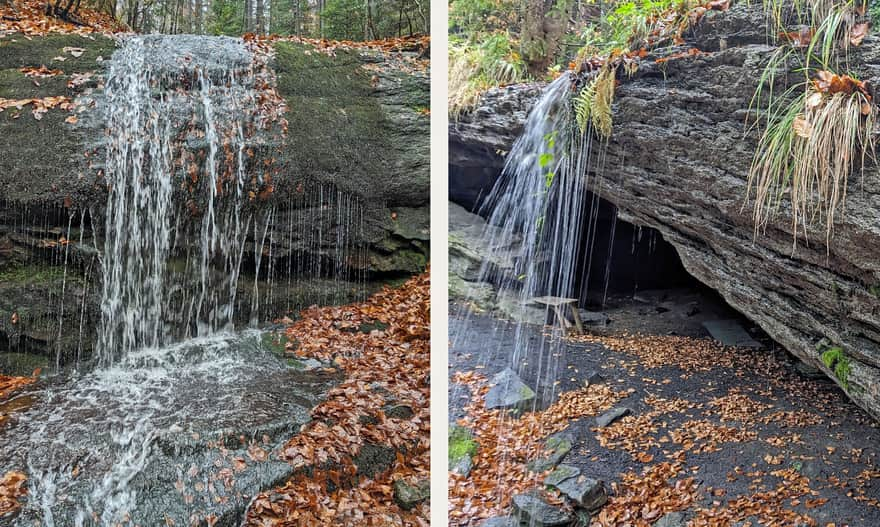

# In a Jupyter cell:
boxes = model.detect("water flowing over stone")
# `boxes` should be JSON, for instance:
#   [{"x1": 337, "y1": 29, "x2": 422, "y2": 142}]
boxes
[
  {"x1": 451, "y1": 72, "x2": 605, "y2": 396},
  {"x1": 0, "y1": 34, "x2": 376, "y2": 526},
  {"x1": 97, "y1": 35, "x2": 258, "y2": 365}
]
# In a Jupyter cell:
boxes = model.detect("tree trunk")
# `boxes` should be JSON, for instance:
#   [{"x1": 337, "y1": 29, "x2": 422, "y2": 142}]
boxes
[
  {"x1": 521, "y1": 0, "x2": 569, "y2": 76},
  {"x1": 255, "y1": 0, "x2": 264, "y2": 33}
]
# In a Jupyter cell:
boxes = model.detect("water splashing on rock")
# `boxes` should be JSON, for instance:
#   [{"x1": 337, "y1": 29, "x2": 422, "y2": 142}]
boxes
[
  {"x1": 0, "y1": 35, "x2": 365, "y2": 526},
  {"x1": 97, "y1": 35, "x2": 258, "y2": 365}
]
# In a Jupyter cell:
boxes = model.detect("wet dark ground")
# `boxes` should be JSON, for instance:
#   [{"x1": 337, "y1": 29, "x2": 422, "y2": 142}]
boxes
[{"x1": 449, "y1": 288, "x2": 880, "y2": 526}]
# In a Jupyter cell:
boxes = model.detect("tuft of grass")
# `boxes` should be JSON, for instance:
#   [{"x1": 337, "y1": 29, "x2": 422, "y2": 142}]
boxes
[
  {"x1": 747, "y1": 75, "x2": 875, "y2": 249},
  {"x1": 448, "y1": 33, "x2": 528, "y2": 118}
]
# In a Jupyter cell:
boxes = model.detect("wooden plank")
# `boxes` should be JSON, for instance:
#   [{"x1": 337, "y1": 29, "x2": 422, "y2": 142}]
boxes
[{"x1": 529, "y1": 296, "x2": 579, "y2": 307}]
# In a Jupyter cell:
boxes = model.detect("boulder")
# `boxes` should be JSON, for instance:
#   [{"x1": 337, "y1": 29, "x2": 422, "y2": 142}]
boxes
[
  {"x1": 392, "y1": 479, "x2": 429, "y2": 511},
  {"x1": 512, "y1": 492, "x2": 574, "y2": 527},
  {"x1": 554, "y1": 475, "x2": 607, "y2": 511},
  {"x1": 527, "y1": 434, "x2": 572, "y2": 473},
  {"x1": 485, "y1": 368, "x2": 536, "y2": 410}
]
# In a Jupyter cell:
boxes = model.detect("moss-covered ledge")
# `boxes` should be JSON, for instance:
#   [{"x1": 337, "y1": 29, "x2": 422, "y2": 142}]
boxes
[
  {"x1": 0, "y1": 33, "x2": 116, "y2": 206},
  {"x1": 271, "y1": 41, "x2": 430, "y2": 273}
]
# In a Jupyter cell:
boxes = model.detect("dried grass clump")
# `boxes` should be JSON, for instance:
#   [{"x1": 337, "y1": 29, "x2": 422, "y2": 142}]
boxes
[{"x1": 747, "y1": 74, "x2": 875, "y2": 249}]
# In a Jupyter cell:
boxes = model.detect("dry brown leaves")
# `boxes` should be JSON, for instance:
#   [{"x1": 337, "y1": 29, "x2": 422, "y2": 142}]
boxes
[
  {"x1": 691, "y1": 468, "x2": 817, "y2": 526},
  {"x1": 0, "y1": 0, "x2": 124, "y2": 37},
  {"x1": 449, "y1": 371, "x2": 628, "y2": 525},
  {"x1": 669, "y1": 420, "x2": 757, "y2": 454},
  {"x1": 0, "y1": 374, "x2": 35, "y2": 401},
  {"x1": 706, "y1": 390, "x2": 773, "y2": 423},
  {"x1": 0, "y1": 471, "x2": 27, "y2": 516},
  {"x1": 0, "y1": 95, "x2": 72, "y2": 120},
  {"x1": 572, "y1": 333, "x2": 739, "y2": 377},
  {"x1": 593, "y1": 456, "x2": 699, "y2": 527},
  {"x1": 244, "y1": 271, "x2": 429, "y2": 526},
  {"x1": 813, "y1": 70, "x2": 871, "y2": 100},
  {"x1": 20, "y1": 65, "x2": 63, "y2": 77}
]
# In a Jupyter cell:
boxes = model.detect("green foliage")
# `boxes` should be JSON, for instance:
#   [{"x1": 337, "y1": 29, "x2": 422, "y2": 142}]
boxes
[
  {"x1": 574, "y1": 81, "x2": 595, "y2": 135},
  {"x1": 540, "y1": 131, "x2": 558, "y2": 188},
  {"x1": 207, "y1": 0, "x2": 244, "y2": 36},
  {"x1": 322, "y1": 0, "x2": 364, "y2": 40},
  {"x1": 448, "y1": 426, "x2": 478, "y2": 463},
  {"x1": 449, "y1": 0, "x2": 517, "y2": 35},
  {"x1": 449, "y1": 32, "x2": 528, "y2": 116},
  {"x1": 573, "y1": 65, "x2": 616, "y2": 139},
  {"x1": 575, "y1": 0, "x2": 695, "y2": 55},
  {"x1": 821, "y1": 346, "x2": 851, "y2": 388}
]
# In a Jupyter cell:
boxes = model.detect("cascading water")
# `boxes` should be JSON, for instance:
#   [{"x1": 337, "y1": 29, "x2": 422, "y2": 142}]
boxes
[
  {"x1": 449, "y1": 72, "x2": 609, "y2": 518},
  {"x1": 97, "y1": 35, "x2": 257, "y2": 365},
  {"x1": 0, "y1": 35, "x2": 368, "y2": 526},
  {"x1": 451, "y1": 72, "x2": 598, "y2": 379}
]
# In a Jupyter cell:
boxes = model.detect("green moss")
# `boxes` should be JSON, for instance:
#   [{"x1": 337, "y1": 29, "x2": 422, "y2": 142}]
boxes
[
  {"x1": 272, "y1": 41, "x2": 395, "y2": 199},
  {"x1": 0, "y1": 69, "x2": 69, "y2": 99},
  {"x1": 0, "y1": 33, "x2": 116, "y2": 72},
  {"x1": 821, "y1": 345, "x2": 851, "y2": 389},
  {"x1": 0, "y1": 265, "x2": 75, "y2": 285},
  {"x1": 448, "y1": 425, "x2": 478, "y2": 463},
  {"x1": 260, "y1": 331, "x2": 290, "y2": 355}
]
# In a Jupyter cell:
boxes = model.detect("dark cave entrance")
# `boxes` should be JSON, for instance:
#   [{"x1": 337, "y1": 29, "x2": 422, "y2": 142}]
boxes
[
  {"x1": 572, "y1": 192, "x2": 698, "y2": 308},
  {"x1": 450, "y1": 160, "x2": 760, "y2": 338}
]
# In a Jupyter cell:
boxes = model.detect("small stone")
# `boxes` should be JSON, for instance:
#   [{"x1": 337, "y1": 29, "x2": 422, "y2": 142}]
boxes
[
  {"x1": 655, "y1": 512, "x2": 686, "y2": 527},
  {"x1": 579, "y1": 310, "x2": 609, "y2": 325},
  {"x1": 512, "y1": 492, "x2": 573, "y2": 527},
  {"x1": 384, "y1": 404, "x2": 415, "y2": 420},
  {"x1": 392, "y1": 479, "x2": 429, "y2": 511},
  {"x1": 479, "y1": 516, "x2": 519, "y2": 527},
  {"x1": 450, "y1": 455, "x2": 473, "y2": 478},
  {"x1": 555, "y1": 475, "x2": 607, "y2": 510},
  {"x1": 585, "y1": 371, "x2": 604, "y2": 386},
  {"x1": 527, "y1": 435, "x2": 572, "y2": 473},
  {"x1": 596, "y1": 406, "x2": 631, "y2": 428},
  {"x1": 544, "y1": 464, "x2": 580, "y2": 486},
  {"x1": 484, "y1": 368, "x2": 536, "y2": 410},
  {"x1": 300, "y1": 358, "x2": 323, "y2": 370}
]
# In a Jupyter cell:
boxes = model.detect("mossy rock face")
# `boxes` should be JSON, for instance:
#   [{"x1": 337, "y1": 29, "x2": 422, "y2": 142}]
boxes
[
  {"x1": 0, "y1": 33, "x2": 116, "y2": 72},
  {"x1": 271, "y1": 41, "x2": 429, "y2": 206},
  {"x1": 0, "y1": 33, "x2": 115, "y2": 207}
]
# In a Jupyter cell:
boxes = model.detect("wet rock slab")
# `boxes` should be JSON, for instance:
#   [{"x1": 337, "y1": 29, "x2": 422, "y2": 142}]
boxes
[
  {"x1": 484, "y1": 367, "x2": 536, "y2": 410},
  {"x1": 511, "y1": 492, "x2": 573, "y2": 527},
  {"x1": 0, "y1": 330, "x2": 340, "y2": 526}
]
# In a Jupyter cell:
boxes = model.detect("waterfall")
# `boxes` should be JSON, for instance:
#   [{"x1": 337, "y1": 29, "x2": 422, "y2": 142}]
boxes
[
  {"x1": 97, "y1": 35, "x2": 257, "y2": 365},
  {"x1": 0, "y1": 34, "x2": 374, "y2": 526},
  {"x1": 453, "y1": 72, "x2": 599, "y2": 372}
]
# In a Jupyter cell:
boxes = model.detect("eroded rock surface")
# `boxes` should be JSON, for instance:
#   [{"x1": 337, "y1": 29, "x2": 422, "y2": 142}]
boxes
[{"x1": 449, "y1": 5, "x2": 880, "y2": 419}]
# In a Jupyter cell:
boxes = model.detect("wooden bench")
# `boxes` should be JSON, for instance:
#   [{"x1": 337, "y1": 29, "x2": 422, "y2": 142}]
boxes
[{"x1": 529, "y1": 296, "x2": 584, "y2": 335}]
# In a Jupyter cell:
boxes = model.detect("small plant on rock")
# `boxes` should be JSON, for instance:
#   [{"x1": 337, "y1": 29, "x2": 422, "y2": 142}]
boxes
[{"x1": 821, "y1": 345, "x2": 852, "y2": 388}]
